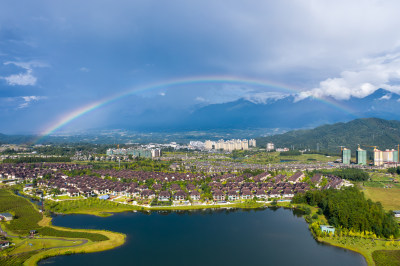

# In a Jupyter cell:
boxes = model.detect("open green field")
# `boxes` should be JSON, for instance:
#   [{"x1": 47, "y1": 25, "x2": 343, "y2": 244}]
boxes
[
  {"x1": 278, "y1": 153, "x2": 339, "y2": 163},
  {"x1": 0, "y1": 250, "x2": 40, "y2": 266},
  {"x1": 8, "y1": 238, "x2": 85, "y2": 255},
  {"x1": 372, "y1": 250, "x2": 400, "y2": 265},
  {"x1": 363, "y1": 187, "x2": 400, "y2": 211},
  {"x1": 362, "y1": 172, "x2": 400, "y2": 189},
  {"x1": 242, "y1": 152, "x2": 338, "y2": 164}
]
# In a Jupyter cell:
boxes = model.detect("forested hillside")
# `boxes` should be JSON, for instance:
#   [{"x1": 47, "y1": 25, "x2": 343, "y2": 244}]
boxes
[{"x1": 256, "y1": 118, "x2": 400, "y2": 155}]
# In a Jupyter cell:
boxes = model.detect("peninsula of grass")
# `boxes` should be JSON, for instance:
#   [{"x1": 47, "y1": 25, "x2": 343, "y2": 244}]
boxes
[
  {"x1": 0, "y1": 189, "x2": 126, "y2": 265},
  {"x1": 25, "y1": 216, "x2": 126, "y2": 266}
]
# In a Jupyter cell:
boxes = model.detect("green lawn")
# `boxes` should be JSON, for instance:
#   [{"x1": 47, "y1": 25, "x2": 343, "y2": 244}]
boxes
[
  {"x1": 363, "y1": 187, "x2": 400, "y2": 211},
  {"x1": 278, "y1": 153, "x2": 338, "y2": 163},
  {"x1": 8, "y1": 238, "x2": 84, "y2": 255},
  {"x1": 372, "y1": 250, "x2": 400, "y2": 265},
  {"x1": 0, "y1": 250, "x2": 40, "y2": 266}
]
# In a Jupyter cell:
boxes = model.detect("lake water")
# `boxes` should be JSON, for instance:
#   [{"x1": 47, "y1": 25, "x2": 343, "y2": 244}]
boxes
[{"x1": 39, "y1": 208, "x2": 366, "y2": 266}]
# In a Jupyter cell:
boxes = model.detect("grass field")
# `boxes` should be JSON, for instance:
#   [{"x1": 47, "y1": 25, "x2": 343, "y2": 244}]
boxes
[
  {"x1": 372, "y1": 250, "x2": 400, "y2": 265},
  {"x1": 363, "y1": 187, "x2": 400, "y2": 211},
  {"x1": 8, "y1": 238, "x2": 84, "y2": 255},
  {"x1": 239, "y1": 152, "x2": 338, "y2": 165},
  {"x1": 0, "y1": 250, "x2": 40, "y2": 266},
  {"x1": 277, "y1": 153, "x2": 339, "y2": 163}
]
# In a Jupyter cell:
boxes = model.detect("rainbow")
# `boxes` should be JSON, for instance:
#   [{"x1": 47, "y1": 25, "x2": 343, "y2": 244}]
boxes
[{"x1": 35, "y1": 75, "x2": 357, "y2": 143}]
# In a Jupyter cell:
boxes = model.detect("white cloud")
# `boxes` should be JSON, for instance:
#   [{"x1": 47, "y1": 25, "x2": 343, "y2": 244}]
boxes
[
  {"x1": 195, "y1": 96, "x2": 207, "y2": 102},
  {"x1": 4, "y1": 71, "x2": 37, "y2": 86},
  {"x1": 379, "y1": 94, "x2": 392, "y2": 100},
  {"x1": 18, "y1": 96, "x2": 47, "y2": 109},
  {"x1": 1, "y1": 61, "x2": 48, "y2": 86},
  {"x1": 296, "y1": 50, "x2": 400, "y2": 101},
  {"x1": 244, "y1": 92, "x2": 289, "y2": 104},
  {"x1": 159, "y1": 92, "x2": 166, "y2": 96}
]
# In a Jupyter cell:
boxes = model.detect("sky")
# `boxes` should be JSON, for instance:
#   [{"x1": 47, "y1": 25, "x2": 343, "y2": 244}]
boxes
[{"x1": 1, "y1": 0, "x2": 400, "y2": 134}]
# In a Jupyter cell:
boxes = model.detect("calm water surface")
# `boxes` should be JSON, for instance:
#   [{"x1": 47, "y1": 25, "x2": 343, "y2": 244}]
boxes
[{"x1": 40, "y1": 208, "x2": 366, "y2": 266}]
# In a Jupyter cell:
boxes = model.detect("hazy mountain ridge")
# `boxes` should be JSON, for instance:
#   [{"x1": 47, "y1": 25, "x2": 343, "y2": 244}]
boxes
[{"x1": 179, "y1": 89, "x2": 400, "y2": 130}]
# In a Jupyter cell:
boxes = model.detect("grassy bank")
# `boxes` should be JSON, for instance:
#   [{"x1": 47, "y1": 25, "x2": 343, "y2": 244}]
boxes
[
  {"x1": 0, "y1": 189, "x2": 126, "y2": 265},
  {"x1": 45, "y1": 197, "x2": 139, "y2": 217},
  {"x1": 24, "y1": 217, "x2": 126, "y2": 266},
  {"x1": 317, "y1": 235, "x2": 400, "y2": 265},
  {"x1": 45, "y1": 197, "x2": 277, "y2": 215}
]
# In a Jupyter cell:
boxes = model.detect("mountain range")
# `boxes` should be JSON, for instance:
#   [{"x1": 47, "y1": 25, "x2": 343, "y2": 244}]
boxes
[
  {"x1": 181, "y1": 89, "x2": 400, "y2": 130},
  {"x1": 117, "y1": 88, "x2": 400, "y2": 131}
]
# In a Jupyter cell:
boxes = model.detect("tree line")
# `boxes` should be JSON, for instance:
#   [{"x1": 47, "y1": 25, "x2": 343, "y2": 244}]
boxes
[{"x1": 316, "y1": 168, "x2": 369, "y2": 181}]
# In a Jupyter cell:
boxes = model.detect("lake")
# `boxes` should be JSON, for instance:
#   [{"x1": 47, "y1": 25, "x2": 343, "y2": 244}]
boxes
[{"x1": 39, "y1": 208, "x2": 366, "y2": 266}]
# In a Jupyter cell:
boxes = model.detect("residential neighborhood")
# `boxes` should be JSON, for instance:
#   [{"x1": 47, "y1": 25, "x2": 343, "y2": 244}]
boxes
[{"x1": 0, "y1": 162, "x2": 351, "y2": 207}]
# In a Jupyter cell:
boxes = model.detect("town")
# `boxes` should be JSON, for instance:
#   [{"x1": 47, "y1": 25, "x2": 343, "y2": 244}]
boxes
[{"x1": 1, "y1": 138, "x2": 400, "y2": 266}]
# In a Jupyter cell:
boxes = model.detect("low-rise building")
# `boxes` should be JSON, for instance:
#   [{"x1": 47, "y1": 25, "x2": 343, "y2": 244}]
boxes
[
  {"x1": 190, "y1": 191, "x2": 200, "y2": 201},
  {"x1": 0, "y1": 212, "x2": 13, "y2": 221},
  {"x1": 158, "y1": 191, "x2": 171, "y2": 201},
  {"x1": 320, "y1": 225, "x2": 335, "y2": 235},
  {"x1": 0, "y1": 241, "x2": 10, "y2": 249}
]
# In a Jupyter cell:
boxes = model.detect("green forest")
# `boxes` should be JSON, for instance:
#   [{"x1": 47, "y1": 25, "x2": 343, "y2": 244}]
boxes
[{"x1": 292, "y1": 187, "x2": 399, "y2": 238}]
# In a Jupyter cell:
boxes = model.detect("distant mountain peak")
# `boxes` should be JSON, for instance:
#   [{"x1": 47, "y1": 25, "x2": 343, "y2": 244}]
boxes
[{"x1": 368, "y1": 88, "x2": 395, "y2": 99}]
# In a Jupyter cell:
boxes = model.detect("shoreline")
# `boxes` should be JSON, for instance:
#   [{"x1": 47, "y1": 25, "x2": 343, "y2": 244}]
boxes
[
  {"x1": 3, "y1": 189, "x2": 397, "y2": 266},
  {"x1": 316, "y1": 237, "x2": 370, "y2": 265},
  {"x1": 43, "y1": 204, "x2": 374, "y2": 265},
  {"x1": 24, "y1": 216, "x2": 126, "y2": 266},
  {"x1": 48, "y1": 201, "x2": 286, "y2": 217}
]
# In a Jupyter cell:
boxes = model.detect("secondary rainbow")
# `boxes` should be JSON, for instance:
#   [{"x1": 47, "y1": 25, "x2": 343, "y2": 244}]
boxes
[{"x1": 35, "y1": 75, "x2": 357, "y2": 143}]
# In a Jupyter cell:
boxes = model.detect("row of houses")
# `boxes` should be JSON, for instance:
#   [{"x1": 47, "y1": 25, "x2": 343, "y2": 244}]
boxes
[
  {"x1": 37, "y1": 169, "x2": 345, "y2": 202},
  {"x1": 0, "y1": 163, "x2": 92, "y2": 183}
]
